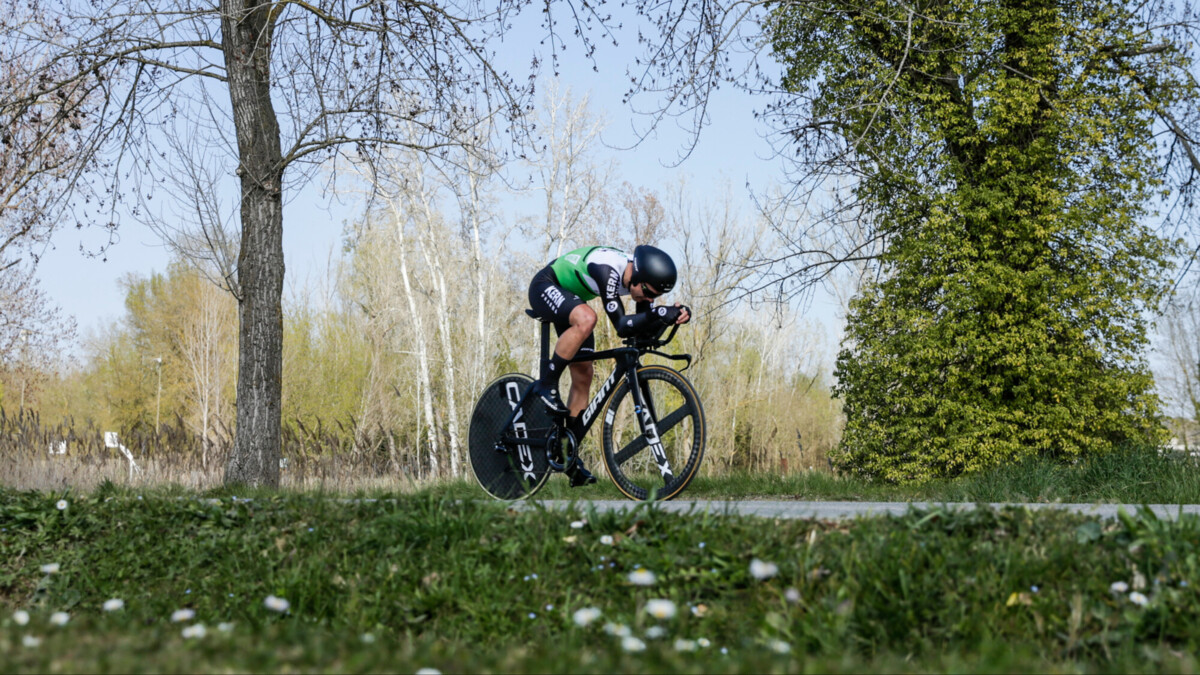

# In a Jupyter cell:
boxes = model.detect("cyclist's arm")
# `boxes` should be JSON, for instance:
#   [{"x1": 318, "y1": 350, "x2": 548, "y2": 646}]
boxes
[{"x1": 589, "y1": 262, "x2": 662, "y2": 338}]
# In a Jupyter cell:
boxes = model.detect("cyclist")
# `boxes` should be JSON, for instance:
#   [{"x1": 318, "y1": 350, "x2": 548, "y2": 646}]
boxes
[{"x1": 527, "y1": 244, "x2": 690, "y2": 484}]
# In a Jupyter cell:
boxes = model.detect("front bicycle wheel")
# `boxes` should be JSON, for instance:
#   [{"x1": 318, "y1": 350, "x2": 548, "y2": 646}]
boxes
[
  {"x1": 468, "y1": 373, "x2": 553, "y2": 500},
  {"x1": 601, "y1": 365, "x2": 706, "y2": 501}
]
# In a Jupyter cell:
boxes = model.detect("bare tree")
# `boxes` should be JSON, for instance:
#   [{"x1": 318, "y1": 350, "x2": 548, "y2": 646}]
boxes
[
  {"x1": 175, "y1": 276, "x2": 236, "y2": 468},
  {"x1": 0, "y1": 0, "x2": 560, "y2": 487},
  {"x1": 454, "y1": 149, "x2": 498, "y2": 397},
  {"x1": 1160, "y1": 294, "x2": 1200, "y2": 425},
  {"x1": 0, "y1": 3, "x2": 84, "y2": 371},
  {"x1": 407, "y1": 163, "x2": 465, "y2": 477},
  {"x1": 524, "y1": 83, "x2": 614, "y2": 259},
  {"x1": 383, "y1": 200, "x2": 442, "y2": 477},
  {"x1": 0, "y1": 264, "x2": 75, "y2": 410}
]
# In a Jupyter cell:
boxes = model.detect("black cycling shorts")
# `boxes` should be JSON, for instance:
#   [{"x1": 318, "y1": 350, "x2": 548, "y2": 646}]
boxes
[{"x1": 527, "y1": 265, "x2": 595, "y2": 354}]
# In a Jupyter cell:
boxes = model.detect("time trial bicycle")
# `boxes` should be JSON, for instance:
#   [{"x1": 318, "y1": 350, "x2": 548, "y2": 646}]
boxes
[{"x1": 467, "y1": 309, "x2": 706, "y2": 501}]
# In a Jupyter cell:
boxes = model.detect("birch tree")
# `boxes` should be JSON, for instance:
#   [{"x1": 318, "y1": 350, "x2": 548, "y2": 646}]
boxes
[
  {"x1": 175, "y1": 275, "x2": 236, "y2": 468},
  {"x1": 1160, "y1": 296, "x2": 1200, "y2": 426},
  {"x1": 407, "y1": 166, "x2": 464, "y2": 476},
  {"x1": 525, "y1": 84, "x2": 613, "y2": 259}
]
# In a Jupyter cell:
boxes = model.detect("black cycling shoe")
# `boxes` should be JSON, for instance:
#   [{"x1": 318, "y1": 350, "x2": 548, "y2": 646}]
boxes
[
  {"x1": 530, "y1": 381, "x2": 568, "y2": 417},
  {"x1": 565, "y1": 458, "x2": 597, "y2": 487}
]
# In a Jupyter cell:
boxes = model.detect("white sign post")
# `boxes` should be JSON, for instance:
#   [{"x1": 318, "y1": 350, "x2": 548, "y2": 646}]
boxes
[{"x1": 103, "y1": 432, "x2": 143, "y2": 480}]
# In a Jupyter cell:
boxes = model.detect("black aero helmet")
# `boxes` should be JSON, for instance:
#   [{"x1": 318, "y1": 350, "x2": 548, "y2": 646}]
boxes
[{"x1": 631, "y1": 245, "x2": 677, "y2": 295}]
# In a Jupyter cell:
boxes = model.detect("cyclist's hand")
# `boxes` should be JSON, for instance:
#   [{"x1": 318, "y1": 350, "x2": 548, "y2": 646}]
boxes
[
  {"x1": 652, "y1": 305, "x2": 681, "y2": 326},
  {"x1": 676, "y1": 304, "x2": 691, "y2": 325}
]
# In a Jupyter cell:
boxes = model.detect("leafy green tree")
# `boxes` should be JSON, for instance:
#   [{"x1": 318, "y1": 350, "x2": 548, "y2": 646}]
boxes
[{"x1": 768, "y1": 0, "x2": 1196, "y2": 481}]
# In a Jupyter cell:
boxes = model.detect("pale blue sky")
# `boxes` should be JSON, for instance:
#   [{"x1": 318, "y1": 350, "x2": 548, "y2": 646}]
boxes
[{"x1": 34, "y1": 11, "x2": 803, "y2": 341}]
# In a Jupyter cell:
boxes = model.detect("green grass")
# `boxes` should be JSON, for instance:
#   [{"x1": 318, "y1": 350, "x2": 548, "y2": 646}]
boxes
[
  {"x1": 4, "y1": 483, "x2": 1200, "y2": 672},
  {"x1": 434, "y1": 443, "x2": 1200, "y2": 503}
]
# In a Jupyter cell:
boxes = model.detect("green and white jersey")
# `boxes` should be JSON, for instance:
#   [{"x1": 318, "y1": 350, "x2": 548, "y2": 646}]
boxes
[
  {"x1": 541, "y1": 244, "x2": 666, "y2": 339},
  {"x1": 549, "y1": 246, "x2": 632, "y2": 301}
]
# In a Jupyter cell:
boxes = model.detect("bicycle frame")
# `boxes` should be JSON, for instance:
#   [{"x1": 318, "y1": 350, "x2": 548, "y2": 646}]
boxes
[{"x1": 496, "y1": 316, "x2": 690, "y2": 481}]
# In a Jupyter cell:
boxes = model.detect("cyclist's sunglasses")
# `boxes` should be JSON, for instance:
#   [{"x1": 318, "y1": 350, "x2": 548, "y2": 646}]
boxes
[{"x1": 639, "y1": 282, "x2": 663, "y2": 299}]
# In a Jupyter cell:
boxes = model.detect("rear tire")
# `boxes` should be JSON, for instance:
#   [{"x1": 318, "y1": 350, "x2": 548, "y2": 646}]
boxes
[
  {"x1": 600, "y1": 365, "x2": 705, "y2": 501},
  {"x1": 468, "y1": 373, "x2": 553, "y2": 500}
]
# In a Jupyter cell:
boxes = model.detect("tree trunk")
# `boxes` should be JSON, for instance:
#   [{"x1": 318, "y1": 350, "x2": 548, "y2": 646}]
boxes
[
  {"x1": 465, "y1": 160, "x2": 488, "y2": 396},
  {"x1": 415, "y1": 195, "x2": 461, "y2": 476},
  {"x1": 425, "y1": 241, "x2": 462, "y2": 476},
  {"x1": 392, "y1": 203, "x2": 440, "y2": 477},
  {"x1": 221, "y1": 0, "x2": 284, "y2": 488}
]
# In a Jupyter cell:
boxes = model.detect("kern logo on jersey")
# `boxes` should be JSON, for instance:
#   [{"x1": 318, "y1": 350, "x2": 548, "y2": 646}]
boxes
[
  {"x1": 657, "y1": 307, "x2": 667, "y2": 316},
  {"x1": 542, "y1": 286, "x2": 566, "y2": 312},
  {"x1": 606, "y1": 301, "x2": 618, "y2": 313}
]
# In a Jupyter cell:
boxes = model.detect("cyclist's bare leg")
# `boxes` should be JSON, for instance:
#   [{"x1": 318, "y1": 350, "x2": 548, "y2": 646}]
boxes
[
  {"x1": 554, "y1": 304, "x2": 596, "y2": 364},
  {"x1": 567, "y1": 362, "x2": 594, "y2": 417}
]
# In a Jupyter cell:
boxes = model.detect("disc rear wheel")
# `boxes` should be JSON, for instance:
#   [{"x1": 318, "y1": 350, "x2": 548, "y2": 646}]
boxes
[{"x1": 468, "y1": 373, "x2": 553, "y2": 500}]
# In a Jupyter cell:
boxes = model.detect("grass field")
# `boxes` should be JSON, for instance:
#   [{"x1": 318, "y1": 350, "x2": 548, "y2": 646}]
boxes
[
  {"x1": 4, "y1": 479, "x2": 1200, "y2": 673},
  {"x1": 435, "y1": 443, "x2": 1200, "y2": 504}
]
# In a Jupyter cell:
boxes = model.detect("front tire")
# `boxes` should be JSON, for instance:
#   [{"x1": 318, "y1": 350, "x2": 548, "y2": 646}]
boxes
[{"x1": 601, "y1": 365, "x2": 705, "y2": 501}]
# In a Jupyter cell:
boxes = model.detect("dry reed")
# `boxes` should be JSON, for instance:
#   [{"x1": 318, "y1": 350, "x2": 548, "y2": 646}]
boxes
[{"x1": 0, "y1": 408, "x2": 428, "y2": 492}]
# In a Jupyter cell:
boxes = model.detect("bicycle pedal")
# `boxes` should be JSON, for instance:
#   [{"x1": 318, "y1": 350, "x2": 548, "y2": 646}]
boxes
[{"x1": 566, "y1": 460, "x2": 597, "y2": 487}]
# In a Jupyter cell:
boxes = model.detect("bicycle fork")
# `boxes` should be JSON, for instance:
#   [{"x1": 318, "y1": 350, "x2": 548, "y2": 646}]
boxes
[{"x1": 627, "y1": 368, "x2": 675, "y2": 483}]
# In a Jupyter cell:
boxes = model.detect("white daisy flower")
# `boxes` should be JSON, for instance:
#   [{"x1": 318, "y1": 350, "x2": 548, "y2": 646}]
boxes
[
  {"x1": 22, "y1": 635, "x2": 41, "y2": 648},
  {"x1": 628, "y1": 569, "x2": 657, "y2": 586},
  {"x1": 785, "y1": 588, "x2": 801, "y2": 603},
  {"x1": 697, "y1": 637, "x2": 712, "y2": 648},
  {"x1": 645, "y1": 625, "x2": 667, "y2": 639},
  {"x1": 570, "y1": 520, "x2": 587, "y2": 529},
  {"x1": 645, "y1": 599, "x2": 677, "y2": 620},
  {"x1": 102, "y1": 598, "x2": 125, "y2": 612},
  {"x1": 573, "y1": 607, "x2": 602, "y2": 627},
  {"x1": 621, "y1": 636, "x2": 647, "y2": 652},
  {"x1": 674, "y1": 638, "x2": 698, "y2": 652},
  {"x1": 750, "y1": 558, "x2": 779, "y2": 581},
  {"x1": 13, "y1": 610, "x2": 30, "y2": 626},
  {"x1": 1110, "y1": 581, "x2": 1129, "y2": 594},
  {"x1": 181, "y1": 624, "x2": 207, "y2": 639},
  {"x1": 604, "y1": 622, "x2": 632, "y2": 637},
  {"x1": 264, "y1": 595, "x2": 290, "y2": 613},
  {"x1": 49, "y1": 612, "x2": 69, "y2": 626},
  {"x1": 600, "y1": 535, "x2": 615, "y2": 546},
  {"x1": 415, "y1": 669, "x2": 442, "y2": 675},
  {"x1": 41, "y1": 563, "x2": 60, "y2": 575},
  {"x1": 170, "y1": 609, "x2": 196, "y2": 623},
  {"x1": 767, "y1": 639, "x2": 791, "y2": 654},
  {"x1": 361, "y1": 633, "x2": 376, "y2": 644},
  {"x1": 56, "y1": 500, "x2": 68, "y2": 511},
  {"x1": 1129, "y1": 591, "x2": 1149, "y2": 607}
]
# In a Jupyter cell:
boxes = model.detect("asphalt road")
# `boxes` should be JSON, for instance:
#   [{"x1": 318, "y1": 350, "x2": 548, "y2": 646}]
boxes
[{"x1": 529, "y1": 500, "x2": 1200, "y2": 520}]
